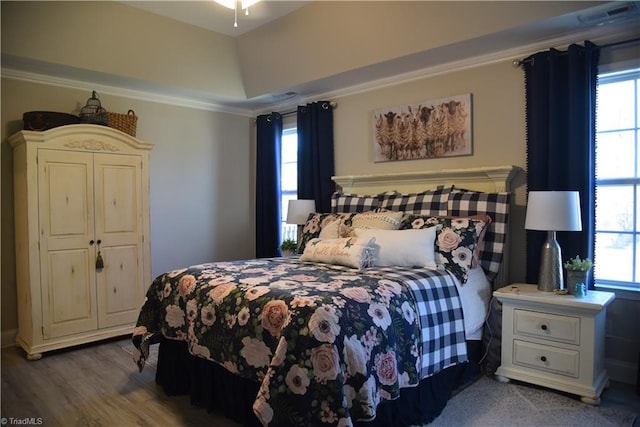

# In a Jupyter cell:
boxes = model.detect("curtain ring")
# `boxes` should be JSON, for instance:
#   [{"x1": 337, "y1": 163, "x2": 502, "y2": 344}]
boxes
[
  {"x1": 514, "y1": 57, "x2": 534, "y2": 68},
  {"x1": 321, "y1": 102, "x2": 330, "y2": 110},
  {"x1": 266, "y1": 115, "x2": 272, "y2": 122}
]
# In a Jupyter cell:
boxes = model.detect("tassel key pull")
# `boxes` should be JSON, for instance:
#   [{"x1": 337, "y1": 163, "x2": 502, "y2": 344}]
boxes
[
  {"x1": 96, "y1": 251, "x2": 104, "y2": 269},
  {"x1": 94, "y1": 239, "x2": 104, "y2": 269}
]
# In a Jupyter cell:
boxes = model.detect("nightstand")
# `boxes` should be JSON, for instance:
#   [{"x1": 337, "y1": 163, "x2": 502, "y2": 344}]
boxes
[{"x1": 493, "y1": 284, "x2": 615, "y2": 405}]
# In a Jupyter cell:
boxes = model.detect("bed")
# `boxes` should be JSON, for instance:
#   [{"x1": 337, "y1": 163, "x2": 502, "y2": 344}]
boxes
[{"x1": 132, "y1": 165, "x2": 520, "y2": 426}]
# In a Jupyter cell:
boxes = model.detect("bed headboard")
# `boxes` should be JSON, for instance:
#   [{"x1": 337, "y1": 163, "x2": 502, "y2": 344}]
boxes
[
  {"x1": 332, "y1": 166, "x2": 519, "y2": 195},
  {"x1": 331, "y1": 165, "x2": 522, "y2": 288}
]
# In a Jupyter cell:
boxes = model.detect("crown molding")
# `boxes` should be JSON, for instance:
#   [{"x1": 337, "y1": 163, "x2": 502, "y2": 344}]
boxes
[{"x1": 1, "y1": 66, "x2": 255, "y2": 117}]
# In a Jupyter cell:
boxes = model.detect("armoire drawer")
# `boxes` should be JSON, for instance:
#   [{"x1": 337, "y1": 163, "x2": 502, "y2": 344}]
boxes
[
  {"x1": 514, "y1": 309, "x2": 580, "y2": 345},
  {"x1": 513, "y1": 339, "x2": 580, "y2": 378}
]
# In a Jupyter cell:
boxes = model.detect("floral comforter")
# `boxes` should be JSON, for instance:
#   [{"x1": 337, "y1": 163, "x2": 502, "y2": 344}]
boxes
[{"x1": 132, "y1": 257, "x2": 467, "y2": 426}]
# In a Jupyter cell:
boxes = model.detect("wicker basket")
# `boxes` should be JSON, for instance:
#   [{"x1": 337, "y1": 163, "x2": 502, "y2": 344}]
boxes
[{"x1": 107, "y1": 110, "x2": 138, "y2": 136}]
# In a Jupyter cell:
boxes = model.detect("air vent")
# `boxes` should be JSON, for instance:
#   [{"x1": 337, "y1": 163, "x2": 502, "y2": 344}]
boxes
[
  {"x1": 577, "y1": 2, "x2": 639, "y2": 25},
  {"x1": 272, "y1": 91, "x2": 297, "y2": 101}
]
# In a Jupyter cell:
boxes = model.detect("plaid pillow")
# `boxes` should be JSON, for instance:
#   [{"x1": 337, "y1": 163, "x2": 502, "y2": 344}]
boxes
[
  {"x1": 331, "y1": 192, "x2": 381, "y2": 213},
  {"x1": 447, "y1": 189, "x2": 510, "y2": 283},
  {"x1": 379, "y1": 186, "x2": 452, "y2": 216}
]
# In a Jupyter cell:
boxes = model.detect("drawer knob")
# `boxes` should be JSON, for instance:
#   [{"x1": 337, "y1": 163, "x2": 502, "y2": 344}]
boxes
[
  {"x1": 540, "y1": 356, "x2": 547, "y2": 362},
  {"x1": 541, "y1": 324, "x2": 548, "y2": 331}
]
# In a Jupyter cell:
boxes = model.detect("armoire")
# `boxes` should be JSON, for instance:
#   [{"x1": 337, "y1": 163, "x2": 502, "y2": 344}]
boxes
[{"x1": 9, "y1": 124, "x2": 153, "y2": 360}]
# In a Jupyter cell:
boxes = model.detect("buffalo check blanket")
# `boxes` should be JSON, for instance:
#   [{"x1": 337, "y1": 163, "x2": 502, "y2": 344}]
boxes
[{"x1": 132, "y1": 257, "x2": 467, "y2": 426}]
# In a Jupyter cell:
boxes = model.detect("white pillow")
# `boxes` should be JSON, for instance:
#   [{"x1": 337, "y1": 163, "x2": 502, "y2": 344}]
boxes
[
  {"x1": 300, "y1": 237, "x2": 376, "y2": 270},
  {"x1": 353, "y1": 227, "x2": 437, "y2": 268},
  {"x1": 455, "y1": 266, "x2": 492, "y2": 338}
]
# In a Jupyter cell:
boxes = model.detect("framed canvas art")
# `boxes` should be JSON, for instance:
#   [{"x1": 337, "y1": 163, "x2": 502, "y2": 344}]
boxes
[{"x1": 373, "y1": 93, "x2": 472, "y2": 162}]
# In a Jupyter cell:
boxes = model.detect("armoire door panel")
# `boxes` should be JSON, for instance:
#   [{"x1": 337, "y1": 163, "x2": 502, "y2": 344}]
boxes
[
  {"x1": 94, "y1": 153, "x2": 145, "y2": 328},
  {"x1": 39, "y1": 150, "x2": 97, "y2": 339},
  {"x1": 46, "y1": 163, "x2": 91, "y2": 237},
  {"x1": 94, "y1": 154, "x2": 142, "y2": 235},
  {"x1": 45, "y1": 249, "x2": 97, "y2": 339},
  {"x1": 39, "y1": 150, "x2": 94, "y2": 241},
  {"x1": 97, "y1": 244, "x2": 143, "y2": 327}
]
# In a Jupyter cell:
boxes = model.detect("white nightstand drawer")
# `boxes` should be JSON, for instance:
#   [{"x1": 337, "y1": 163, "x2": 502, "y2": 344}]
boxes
[
  {"x1": 514, "y1": 309, "x2": 580, "y2": 345},
  {"x1": 513, "y1": 340, "x2": 579, "y2": 378}
]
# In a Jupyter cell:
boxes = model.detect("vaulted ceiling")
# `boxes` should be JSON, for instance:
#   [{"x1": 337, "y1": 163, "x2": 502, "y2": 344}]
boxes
[{"x1": 2, "y1": 1, "x2": 638, "y2": 115}]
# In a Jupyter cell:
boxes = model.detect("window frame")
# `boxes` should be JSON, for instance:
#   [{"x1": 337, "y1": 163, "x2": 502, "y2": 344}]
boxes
[
  {"x1": 594, "y1": 66, "x2": 640, "y2": 295},
  {"x1": 280, "y1": 125, "x2": 298, "y2": 244}
]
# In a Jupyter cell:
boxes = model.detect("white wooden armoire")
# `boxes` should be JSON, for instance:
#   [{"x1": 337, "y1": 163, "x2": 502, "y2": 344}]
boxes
[{"x1": 9, "y1": 124, "x2": 153, "y2": 360}]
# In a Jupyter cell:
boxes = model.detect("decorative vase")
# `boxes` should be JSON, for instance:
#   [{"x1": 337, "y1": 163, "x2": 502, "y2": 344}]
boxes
[{"x1": 566, "y1": 270, "x2": 590, "y2": 295}]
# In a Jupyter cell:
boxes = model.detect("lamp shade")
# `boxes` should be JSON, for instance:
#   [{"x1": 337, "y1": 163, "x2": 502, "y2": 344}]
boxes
[
  {"x1": 525, "y1": 191, "x2": 582, "y2": 231},
  {"x1": 286, "y1": 199, "x2": 316, "y2": 225}
]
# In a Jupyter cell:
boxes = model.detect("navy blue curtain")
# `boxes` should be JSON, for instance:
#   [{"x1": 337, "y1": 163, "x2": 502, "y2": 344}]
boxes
[
  {"x1": 297, "y1": 101, "x2": 335, "y2": 213},
  {"x1": 255, "y1": 113, "x2": 282, "y2": 258},
  {"x1": 524, "y1": 41, "x2": 600, "y2": 286}
]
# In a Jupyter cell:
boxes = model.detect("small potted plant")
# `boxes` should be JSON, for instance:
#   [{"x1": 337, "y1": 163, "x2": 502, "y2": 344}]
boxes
[
  {"x1": 279, "y1": 239, "x2": 298, "y2": 256},
  {"x1": 564, "y1": 255, "x2": 593, "y2": 295}
]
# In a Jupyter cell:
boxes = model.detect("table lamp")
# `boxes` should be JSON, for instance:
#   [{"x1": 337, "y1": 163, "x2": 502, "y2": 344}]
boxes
[
  {"x1": 286, "y1": 199, "x2": 316, "y2": 247},
  {"x1": 525, "y1": 191, "x2": 582, "y2": 292}
]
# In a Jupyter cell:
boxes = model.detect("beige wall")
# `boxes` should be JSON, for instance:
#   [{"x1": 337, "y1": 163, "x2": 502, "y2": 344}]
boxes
[
  {"x1": 1, "y1": 79, "x2": 253, "y2": 336},
  {"x1": 331, "y1": 60, "x2": 528, "y2": 282}
]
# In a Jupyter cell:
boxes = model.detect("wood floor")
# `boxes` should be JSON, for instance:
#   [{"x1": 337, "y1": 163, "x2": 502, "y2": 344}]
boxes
[
  {"x1": 2, "y1": 337, "x2": 639, "y2": 426},
  {"x1": 1, "y1": 337, "x2": 239, "y2": 427}
]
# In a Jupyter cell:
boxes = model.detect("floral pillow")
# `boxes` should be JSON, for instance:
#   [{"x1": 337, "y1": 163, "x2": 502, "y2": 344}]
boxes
[
  {"x1": 300, "y1": 237, "x2": 377, "y2": 269},
  {"x1": 298, "y1": 213, "x2": 355, "y2": 254},
  {"x1": 401, "y1": 214, "x2": 491, "y2": 284}
]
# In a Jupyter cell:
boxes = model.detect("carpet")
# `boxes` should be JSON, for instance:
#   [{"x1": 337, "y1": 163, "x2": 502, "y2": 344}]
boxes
[
  {"x1": 432, "y1": 375, "x2": 638, "y2": 427},
  {"x1": 121, "y1": 342, "x2": 158, "y2": 370}
]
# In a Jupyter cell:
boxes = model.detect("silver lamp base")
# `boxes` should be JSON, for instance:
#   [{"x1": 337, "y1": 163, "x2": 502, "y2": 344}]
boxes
[{"x1": 537, "y1": 230, "x2": 564, "y2": 292}]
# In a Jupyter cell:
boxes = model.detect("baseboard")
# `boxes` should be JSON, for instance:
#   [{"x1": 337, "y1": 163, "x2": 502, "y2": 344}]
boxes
[
  {"x1": 1, "y1": 329, "x2": 17, "y2": 348},
  {"x1": 606, "y1": 357, "x2": 638, "y2": 385}
]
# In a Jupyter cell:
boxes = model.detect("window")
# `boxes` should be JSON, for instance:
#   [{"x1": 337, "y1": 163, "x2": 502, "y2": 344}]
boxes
[
  {"x1": 595, "y1": 67, "x2": 640, "y2": 291},
  {"x1": 280, "y1": 127, "x2": 298, "y2": 244}
]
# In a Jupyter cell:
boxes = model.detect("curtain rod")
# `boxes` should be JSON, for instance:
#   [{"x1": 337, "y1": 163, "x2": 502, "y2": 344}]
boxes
[
  {"x1": 512, "y1": 37, "x2": 640, "y2": 68},
  {"x1": 600, "y1": 36, "x2": 640, "y2": 49},
  {"x1": 278, "y1": 101, "x2": 338, "y2": 118},
  {"x1": 255, "y1": 101, "x2": 338, "y2": 123}
]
